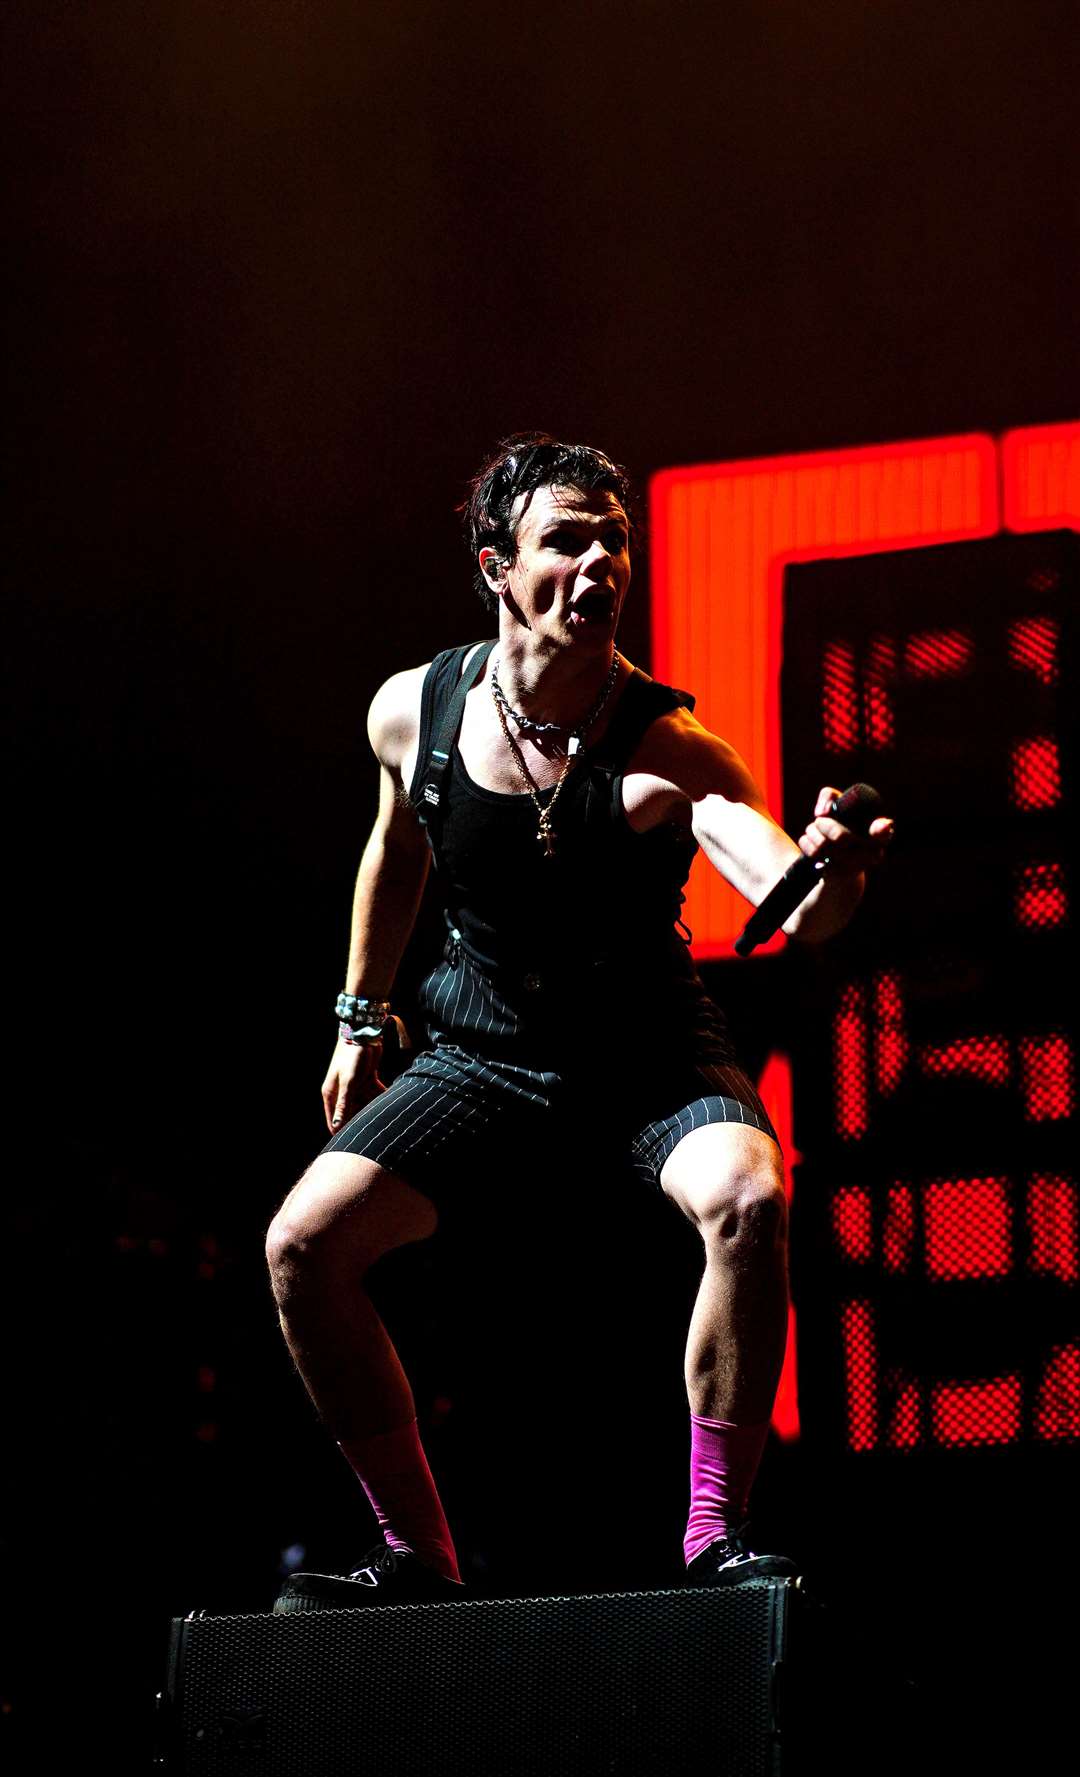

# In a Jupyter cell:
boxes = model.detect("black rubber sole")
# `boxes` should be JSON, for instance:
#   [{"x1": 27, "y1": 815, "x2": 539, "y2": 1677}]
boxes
[{"x1": 274, "y1": 1569, "x2": 465, "y2": 1615}]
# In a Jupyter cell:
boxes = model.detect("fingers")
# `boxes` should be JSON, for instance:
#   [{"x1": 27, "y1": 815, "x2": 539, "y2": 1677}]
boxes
[
  {"x1": 801, "y1": 801, "x2": 896, "y2": 869},
  {"x1": 321, "y1": 1076, "x2": 338, "y2": 1133},
  {"x1": 323, "y1": 1042, "x2": 390, "y2": 1133}
]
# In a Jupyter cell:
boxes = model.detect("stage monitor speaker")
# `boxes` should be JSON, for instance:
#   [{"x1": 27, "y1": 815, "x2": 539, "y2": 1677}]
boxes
[{"x1": 159, "y1": 1580, "x2": 844, "y2": 1776}]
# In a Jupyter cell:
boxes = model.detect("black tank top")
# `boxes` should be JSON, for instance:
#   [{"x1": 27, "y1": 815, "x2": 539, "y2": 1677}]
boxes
[{"x1": 410, "y1": 644, "x2": 704, "y2": 993}]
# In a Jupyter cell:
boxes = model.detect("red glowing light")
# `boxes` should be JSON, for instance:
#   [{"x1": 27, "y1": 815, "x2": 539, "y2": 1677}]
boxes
[
  {"x1": 1008, "y1": 615, "x2": 1059, "y2": 686},
  {"x1": 887, "y1": 1374, "x2": 922, "y2": 1450},
  {"x1": 835, "y1": 982, "x2": 869, "y2": 1139},
  {"x1": 822, "y1": 639, "x2": 859, "y2": 753},
  {"x1": 1019, "y1": 1034, "x2": 1075, "y2": 1121},
  {"x1": 918, "y1": 1035, "x2": 1010, "y2": 1085},
  {"x1": 1014, "y1": 861, "x2": 1068, "y2": 928},
  {"x1": 833, "y1": 1187, "x2": 874, "y2": 1262},
  {"x1": 1010, "y1": 736, "x2": 1062, "y2": 811},
  {"x1": 650, "y1": 423, "x2": 1080, "y2": 956},
  {"x1": 1027, "y1": 1175, "x2": 1078, "y2": 1283},
  {"x1": 842, "y1": 1300, "x2": 878, "y2": 1452},
  {"x1": 924, "y1": 1177, "x2": 1012, "y2": 1279},
  {"x1": 873, "y1": 971, "x2": 907, "y2": 1094},
  {"x1": 931, "y1": 1376, "x2": 1022, "y2": 1447},
  {"x1": 1034, "y1": 1344, "x2": 1080, "y2": 1442},
  {"x1": 1001, "y1": 422, "x2": 1080, "y2": 533},
  {"x1": 882, "y1": 1184, "x2": 915, "y2": 1274},
  {"x1": 865, "y1": 634, "x2": 896, "y2": 749},
  {"x1": 757, "y1": 1051, "x2": 801, "y2": 1443},
  {"x1": 650, "y1": 432, "x2": 1000, "y2": 956},
  {"x1": 904, "y1": 628, "x2": 973, "y2": 679}
]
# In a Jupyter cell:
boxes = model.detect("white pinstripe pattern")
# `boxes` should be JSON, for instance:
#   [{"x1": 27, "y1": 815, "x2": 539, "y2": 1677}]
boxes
[
  {"x1": 320, "y1": 651, "x2": 775, "y2": 1194},
  {"x1": 323, "y1": 1013, "x2": 775, "y2": 1194},
  {"x1": 627, "y1": 1062, "x2": 775, "y2": 1186}
]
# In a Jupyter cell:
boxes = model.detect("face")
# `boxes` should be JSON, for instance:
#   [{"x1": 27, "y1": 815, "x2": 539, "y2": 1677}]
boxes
[{"x1": 481, "y1": 483, "x2": 631, "y2": 647}]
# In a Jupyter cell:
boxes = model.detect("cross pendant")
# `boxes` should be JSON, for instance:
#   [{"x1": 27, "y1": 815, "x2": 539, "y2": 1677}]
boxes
[{"x1": 538, "y1": 827, "x2": 557, "y2": 857}]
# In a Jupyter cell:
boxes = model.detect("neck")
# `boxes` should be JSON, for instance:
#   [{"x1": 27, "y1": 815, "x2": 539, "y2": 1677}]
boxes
[{"x1": 493, "y1": 629, "x2": 617, "y2": 729}]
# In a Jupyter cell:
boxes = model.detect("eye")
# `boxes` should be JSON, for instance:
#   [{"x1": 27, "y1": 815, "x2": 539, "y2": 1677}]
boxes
[
  {"x1": 606, "y1": 530, "x2": 628, "y2": 553},
  {"x1": 546, "y1": 528, "x2": 579, "y2": 553}
]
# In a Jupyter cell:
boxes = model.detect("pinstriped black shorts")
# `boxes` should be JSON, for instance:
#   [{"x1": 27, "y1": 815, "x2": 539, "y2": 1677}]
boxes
[{"x1": 322, "y1": 950, "x2": 777, "y2": 1197}]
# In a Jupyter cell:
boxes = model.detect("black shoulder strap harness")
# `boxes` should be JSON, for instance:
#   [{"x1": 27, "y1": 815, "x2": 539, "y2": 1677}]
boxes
[{"x1": 413, "y1": 642, "x2": 495, "y2": 856}]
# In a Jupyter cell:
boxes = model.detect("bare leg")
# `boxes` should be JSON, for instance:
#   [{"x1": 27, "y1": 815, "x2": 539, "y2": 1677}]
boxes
[
  {"x1": 266, "y1": 1153, "x2": 459, "y2": 1580},
  {"x1": 267, "y1": 1151, "x2": 438, "y2": 1437},
  {"x1": 660, "y1": 1123, "x2": 789, "y2": 1423},
  {"x1": 662, "y1": 1123, "x2": 790, "y2": 1568}
]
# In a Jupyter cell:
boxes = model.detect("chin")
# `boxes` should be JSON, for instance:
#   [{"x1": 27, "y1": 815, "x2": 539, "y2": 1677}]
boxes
[{"x1": 567, "y1": 619, "x2": 615, "y2": 641}]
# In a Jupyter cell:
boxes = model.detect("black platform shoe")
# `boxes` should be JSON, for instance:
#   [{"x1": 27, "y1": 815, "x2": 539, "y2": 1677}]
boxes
[
  {"x1": 274, "y1": 1543, "x2": 465, "y2": 1614},
  {"x1": 685, "y1": 1528, "x2": 799, "y2": 1588}
]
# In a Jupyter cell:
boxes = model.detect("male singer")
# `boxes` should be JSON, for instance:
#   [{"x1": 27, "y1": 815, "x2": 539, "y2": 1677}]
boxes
[{"x1": 267, "y1": 433, "x2": 892, "y2": 1610}]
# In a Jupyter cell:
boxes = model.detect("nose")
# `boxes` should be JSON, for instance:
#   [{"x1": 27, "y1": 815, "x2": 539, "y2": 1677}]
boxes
[{"x1": 580, "y1": 540, "x2": 613, "y2": 579}]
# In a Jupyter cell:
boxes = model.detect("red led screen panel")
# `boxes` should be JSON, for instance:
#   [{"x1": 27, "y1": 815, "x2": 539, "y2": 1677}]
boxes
[
  {"x1": 1028, "y1": 1176, "x2": 1079, "y2": 1284},
  {"x1": 841, "y1": 1301, "x2": 878, "y2": 1453},
  {"x1": 838, "y1": 1320, "x2": 1080, "y2": 1451},
  {"x1": 650, "y1": 421, "x2": 1080, "y2": 956},
  {"x1": 931, "y1": 1376, "x2": 1022, "y2": 1448},
  {"x1": 1019, "y1": 1034, "x2": 1075, "y2": 1122},
  {"x1": 903, "y1": 628, "x2": 973, "y2": 679},
  {"x1": 1002, "y1": 422, "x2": 1080, "y2": 534},
  {"x1": 833, "y1": 1186, "x2": 874, "y2": 1264},
  {"x1": 1010, "y1": 736, "x2": 1062, "y2": 811},
  {"x1": 1014, "y1": 861, "x2": 1068, "y2": 929},
  {"x1": 650, "y1": 434, "x2": 998, "y2": 955},
  {"x1": 1009, "y1": 615, "x2": 1059, "y2": 686},
  {"x1": 781, "y1": 529, "x2": 1077, "y2": 1461},
  {"x1": 757, "y1": 1051, "x2": 800, "y2": 1441},
  {"x1": 923, "y1": 1177, "x2": 1012, "y2": 1280},
  {"x1": 1035, "y1": 1345, "x2": 1080, "y2": 1442}
]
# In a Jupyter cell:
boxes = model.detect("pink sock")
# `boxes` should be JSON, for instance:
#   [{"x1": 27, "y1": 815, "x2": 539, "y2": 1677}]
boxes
[
  {"x1": 338, "y1": 1419, "x2": 462, "y2": 1584},
  {"x1": 683, "y1": 1413, "x2": 770, "y2": 1565}
]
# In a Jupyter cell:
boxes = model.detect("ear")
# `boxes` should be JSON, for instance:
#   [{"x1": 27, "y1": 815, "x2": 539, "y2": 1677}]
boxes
[{"x1": 479, "y1": 547, "x2": 506, "y2": 592}]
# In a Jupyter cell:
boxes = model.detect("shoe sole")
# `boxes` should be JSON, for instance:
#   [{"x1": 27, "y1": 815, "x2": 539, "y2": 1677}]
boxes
[{"x1": 274, "y1": 1571, "x2": 463, "y2": 1615}]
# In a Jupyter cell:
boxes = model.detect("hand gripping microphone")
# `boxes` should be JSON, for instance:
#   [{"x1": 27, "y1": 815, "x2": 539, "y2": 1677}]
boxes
[{"x1": 733, "y1": 782, "x2": 884, "y2": 957}]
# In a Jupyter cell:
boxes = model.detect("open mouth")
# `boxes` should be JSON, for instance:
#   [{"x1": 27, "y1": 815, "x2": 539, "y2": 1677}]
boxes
[{"x1": 568, "y1": 590, "x2": 614, "y2": 627}]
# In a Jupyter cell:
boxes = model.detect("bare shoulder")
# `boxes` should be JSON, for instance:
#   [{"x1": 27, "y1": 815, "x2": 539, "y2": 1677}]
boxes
[
  {"x1": 627, "y1": 704, "x2": 765, "y2": 808},
  {"x1": 367, "y1": 663, "x2": 430, "y2": 772}
]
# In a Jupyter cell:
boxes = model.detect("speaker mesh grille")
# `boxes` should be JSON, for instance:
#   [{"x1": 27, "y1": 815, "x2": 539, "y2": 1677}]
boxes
[{"x1": 169, "y1": 1584, "x2": 789, "y2": 1776}]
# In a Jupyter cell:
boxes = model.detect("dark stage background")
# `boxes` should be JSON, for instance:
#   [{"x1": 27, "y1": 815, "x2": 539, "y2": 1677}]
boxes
[{"x1": 5, "y1": 2, "x2": 1079, "y2": 1770}]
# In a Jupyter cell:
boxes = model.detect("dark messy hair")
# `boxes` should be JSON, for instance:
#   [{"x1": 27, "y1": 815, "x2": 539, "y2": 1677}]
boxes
[{"x1": 460, "y1": 431, "x2": 639, "y2": 611}]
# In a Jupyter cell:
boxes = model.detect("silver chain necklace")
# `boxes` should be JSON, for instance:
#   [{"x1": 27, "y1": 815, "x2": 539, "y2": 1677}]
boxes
[{"x1": 489, "y1": 650, "x2": 621, "y2": 745}]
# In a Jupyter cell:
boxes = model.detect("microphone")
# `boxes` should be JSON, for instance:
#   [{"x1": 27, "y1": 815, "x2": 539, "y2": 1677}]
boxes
[{"x1": 734, "y1": 782, "x2": 884, "y2": 957}]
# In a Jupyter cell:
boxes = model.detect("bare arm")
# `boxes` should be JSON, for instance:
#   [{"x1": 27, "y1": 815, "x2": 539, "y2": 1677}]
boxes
[
  {"x1": 321, "y1": 668, "x2": 431, "y2": 1131},
  {"x1": 691, "y1": 743, "x2": 891, "y2": 942},
  {"x1": 631, "y1": 710, "x2": 892, "y2": 943},
  {"x1": 342, "y1": 764, "x2": 431, "y2": 998}
]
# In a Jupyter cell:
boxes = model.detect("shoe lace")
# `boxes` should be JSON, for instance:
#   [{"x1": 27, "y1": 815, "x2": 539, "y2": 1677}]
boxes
[
  {"x1": 347, "y1": 1543, "x2": 401, "y2": 1583},
  {"x1": 711, "y1": 1525, "x2": 754, "y2": 1562}
]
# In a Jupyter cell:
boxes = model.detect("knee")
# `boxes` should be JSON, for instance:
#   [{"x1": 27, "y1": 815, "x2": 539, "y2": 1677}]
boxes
[
  {"x1": 265, "y1": 1204, "x2": 334, "y2": 1307},
  {"x1": 697, "y1": 1161, "x2": 788, "y2": 1252},
  {"x1": 265, "y1": 1155, "x2": 435, "y2": 1305},
  {"x1": 265, "y1": 1169, "x2": 364, "y2": 1305}
]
